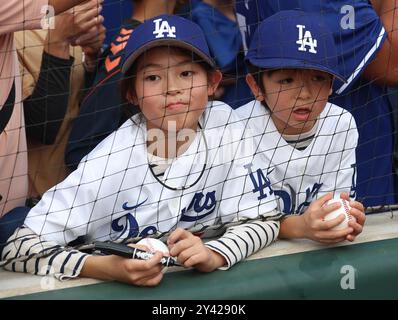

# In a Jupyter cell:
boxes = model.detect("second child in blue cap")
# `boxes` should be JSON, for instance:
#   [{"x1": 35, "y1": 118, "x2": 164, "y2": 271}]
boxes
[
  {"x1": 236, "y1": 10, "x2": 366, "y2": 244},
  {"x1": 2, "y1": 15, "x2": 281, "y2": 286}
]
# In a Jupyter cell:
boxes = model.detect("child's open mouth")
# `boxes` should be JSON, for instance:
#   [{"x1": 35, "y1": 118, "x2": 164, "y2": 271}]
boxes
[{"x1": 292, "y1": 107, "x2": 312, "y2": 122}]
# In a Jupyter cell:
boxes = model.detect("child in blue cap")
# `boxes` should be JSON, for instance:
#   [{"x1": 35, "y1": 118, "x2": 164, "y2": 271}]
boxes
[
  {"x1": 236, "y1": 10, "x2": 366, "y2": 244},
  {"x1": 2, "y1": 15, "x2": 281, "y2": 286}
]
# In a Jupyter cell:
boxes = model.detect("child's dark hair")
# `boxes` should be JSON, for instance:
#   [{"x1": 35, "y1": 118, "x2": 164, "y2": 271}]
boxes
[
  {"x1": 121, "y1": 46, "x2": 216, "y2": 118},
  {"x1": 246, "y1": 61, "x2": 266, "y2": 94},
  {"x1": 246, "y1": 61, "x2": 270, "y2": 109}
]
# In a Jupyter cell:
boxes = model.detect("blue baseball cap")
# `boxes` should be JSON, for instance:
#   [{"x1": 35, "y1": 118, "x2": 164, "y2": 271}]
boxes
[
  {"x1": 121, "y1": 14, "x2": 216, "y2": 74},
  {"x1": 246, "y1": 10, "x2": 346, "y2": 82}
]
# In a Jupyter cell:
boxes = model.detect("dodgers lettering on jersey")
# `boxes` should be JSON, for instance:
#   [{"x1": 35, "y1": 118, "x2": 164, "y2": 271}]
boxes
[
  {"x1": 244, "y1": 163, "x2": 273, "y2": 200},
  {"x1": 274, "y1": 182, "x2": 323, "y2": 214},
  {"x1": 24, "y1": 102, "x2": 279, "y2": 245},
  {"x1": 180, "y1": 191, "x2": 216, "y2": 222},
  {"x1": 236, "y1": 100, "x2": 358, "y2": 215},
  {"x1": 109, "y1": 198, "x2": 156, "y2": 240}
]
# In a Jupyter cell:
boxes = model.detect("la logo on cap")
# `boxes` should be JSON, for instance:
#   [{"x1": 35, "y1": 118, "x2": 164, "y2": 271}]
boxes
[
  {"x1": 153, "y1": 18, "x2": 176, "y2": 39},
  {"x1": 296, "y1": 25, "x2": 317, "y2": 54}
]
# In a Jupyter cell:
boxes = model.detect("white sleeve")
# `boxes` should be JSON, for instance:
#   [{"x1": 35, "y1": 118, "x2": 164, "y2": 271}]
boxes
[
  {"x1": 1, "y1": 227, "x2": 89, "y2": 280},
  {"x1": 205, "y1": 218, "x2": 280, "y2": 269},
  {"x1": 24, "y1": 125, "x2": 138, "y2": 246},
  {"x1": 24, "y1": 159, "x2": 101, "y2": 246}
]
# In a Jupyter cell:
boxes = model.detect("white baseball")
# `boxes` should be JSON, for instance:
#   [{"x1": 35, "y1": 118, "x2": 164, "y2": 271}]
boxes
[
  {"x1": 137, "y1": 238, "x2": 170, "y2": 256},
  {"x1": 324, "y1": 198, "x2": 355, "y2": 231}
]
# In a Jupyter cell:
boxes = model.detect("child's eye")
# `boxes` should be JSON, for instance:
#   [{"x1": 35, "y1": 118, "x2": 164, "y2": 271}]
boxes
[
  {"x1": 312, "y1": 75, "x2": 328, "y2": 82},
  {"x1": 145, "y1": 75, "x2": 160, "y2": 81},
  {"x1": 278, "y1": 78, "x2": 293, "y2": 85},
  {"x1": 181, "y1": 70, "x2": 194, "y2": 77}
]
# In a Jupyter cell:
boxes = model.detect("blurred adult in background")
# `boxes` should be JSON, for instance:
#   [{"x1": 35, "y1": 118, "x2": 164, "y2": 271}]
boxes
[
  {"x1": 189, "y1": 0, "x2": 252, "y2": 108},
  {"x1": 0, "y1": 0, "x2": 103, "y2": 217},
  {"x1": 15, "y1": 2, "x2": 106, "y2": 202}
]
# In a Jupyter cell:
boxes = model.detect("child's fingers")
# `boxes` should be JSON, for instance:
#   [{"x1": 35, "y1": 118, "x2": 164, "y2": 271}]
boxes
[
  {"x1": 121, "y1": 254, "x2": 164, "y2": 286},
  {"x1": 349, "y1": 200, "x2": 364, "y2": 212},
  {"x1": 132, "y1": 262, "x2": 163, "y2": 278},
  {"x1": 134, "y1": 269, "x2": 164, "y2": 287},
  {"x1": 349, "y1": 207, "x2": 365, "y2": 226},
  {"x1": 175, "y1": 243, "x2": 204, "y2": 267},
  {"x1": 183, "y1": 249, "x2": 210, "y2": 268},
  {"x1": 349, "y1": 202, "x2": 366, "y2": 223},
  {"x1": 169, "y1": 236, "x2": 204, "y2": 266},
  {"x1": 142, "y1": 272, "x2": 164, "y2": 287},
  {"x1": 316, "y1": 213, "x2": 346, "y2": 230},
  {"x1": 127, "y1": 243, "x2": 149, "y2": 252},
  {"x1": 319, "y1": 201, "x2": 342, "y2": 216},
  {"x1": 319, "y1": 237, "x2": 347, "y2": 244},
  {"x1": 126, "y1": 251, "x2": 164, "y2": 271},
  {"x1": 337, "y1": 197, "x2": 365, "y2": 226},
  {"x1": 176, "y1": 247, "x2": 196, "y2": 267},
  {"x1": 144, "y1": 251, "x2": 164, "y2": 268},
  {"x1": 312, "y1": 193, "x2": 340, "y2": 219},
  {"x1": 169, "y1": 237, "x2": 195, "y2": 257},
  {"x1": 346, "y1": 234, "x2": 356, "y2": 242},
  {"x1": 312, "y1": 192, "x2": 334, "y2": 210},
  {"x1": 309, "y1": 202, "x2": 343, "y2": 231},
  {"x1": 314, "y1": 227, "x2": 353, "y2": 241},
  {"x1": 167, "y1": 228, "x2": 191, "y2": 246},
  {"x1": 339, "y1": 192, "x2": 350, "y2": 201},
  {"x1": 348, "y1": 219, "x2": 363, "y2": 236}
]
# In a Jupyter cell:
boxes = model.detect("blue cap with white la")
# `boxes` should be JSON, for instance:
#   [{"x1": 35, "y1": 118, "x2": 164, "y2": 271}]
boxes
[
  {"x1": 246, "y1": 10, "x2": 346, "y2": 82},
  {"x1": 121, "y1": 14, "x2": 216, "y2": 74}
]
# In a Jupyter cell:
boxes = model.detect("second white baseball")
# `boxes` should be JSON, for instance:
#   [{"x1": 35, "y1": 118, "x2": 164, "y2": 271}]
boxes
[{"x1": 324, "y1": 198, "x2": 355, "y2": 231}]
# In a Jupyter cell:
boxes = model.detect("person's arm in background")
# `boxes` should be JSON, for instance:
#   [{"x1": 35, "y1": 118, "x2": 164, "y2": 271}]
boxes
[
  {"x1": 23, "y1": 3, "x2": 105, "y2": 144},
  {"x1": 75, "y1": 6, "x2": 108, "y2": 97},
  {"x1": 363, "y1": 0, "x2": 398, "y2": 85},
  {"x1": 49, "y1": 0, "x2": 103, "y2": 16},
  {"x1": 0, "y1": 0, "x2": 103, "y2": 34}
]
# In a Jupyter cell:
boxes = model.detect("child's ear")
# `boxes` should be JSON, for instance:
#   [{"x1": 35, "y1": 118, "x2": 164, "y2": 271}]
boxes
[
  {"x1": 246, "y1": 73, "x2": 265, "y2": 101},
  {"x1": 126, "y1": 90, "x2": 138, "y2": 106},
  {"x1": 207, "y1": 70, "x2": 223, "y2": 96},
  {"x1": 329, "y1": 76, "x2": 334, "y2": 95}
]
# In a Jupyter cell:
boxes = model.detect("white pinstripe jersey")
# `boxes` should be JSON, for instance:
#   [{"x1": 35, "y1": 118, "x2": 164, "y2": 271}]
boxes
[
  {"x1": 236, "y1": 100, "x2": 358, "y2": 215},
  {"x1": 25, "y1": 101, "x2": 280, "y2": 245}
]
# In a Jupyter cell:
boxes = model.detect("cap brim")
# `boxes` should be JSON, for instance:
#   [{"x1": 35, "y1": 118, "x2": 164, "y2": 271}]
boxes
[
  {"x1": 122, "y1": 39, "x2": 216, "y2": 74},
  {"x1": 247, "y1": 57, "x2": 347, "y2": 83}
]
